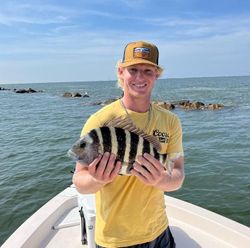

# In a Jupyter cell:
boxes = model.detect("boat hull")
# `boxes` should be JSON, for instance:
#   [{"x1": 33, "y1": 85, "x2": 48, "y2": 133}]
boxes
[{"x1": 2, "y1": 186, "x2": 249, "y2": 248}]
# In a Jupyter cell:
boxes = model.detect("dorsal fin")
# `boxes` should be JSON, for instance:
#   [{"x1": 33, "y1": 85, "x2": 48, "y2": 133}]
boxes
[{"x1": 103, "y1": 116, "x2": 162, "y2": 151}]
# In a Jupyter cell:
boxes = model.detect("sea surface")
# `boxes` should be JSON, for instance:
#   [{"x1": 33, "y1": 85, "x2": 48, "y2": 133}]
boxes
[{"x1": 0, "y1": 76, "x2": 250, "y2": 245}]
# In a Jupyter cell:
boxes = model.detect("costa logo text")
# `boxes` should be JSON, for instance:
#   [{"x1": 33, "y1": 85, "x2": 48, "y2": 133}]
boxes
[{"x1": 153, "y1": 129, "x2": 169, "y2": 143}]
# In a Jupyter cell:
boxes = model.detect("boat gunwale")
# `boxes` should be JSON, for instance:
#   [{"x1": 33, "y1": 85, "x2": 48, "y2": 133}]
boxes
[{"x1": 1, "y1": 187, "x2": 78, "y2": 248}]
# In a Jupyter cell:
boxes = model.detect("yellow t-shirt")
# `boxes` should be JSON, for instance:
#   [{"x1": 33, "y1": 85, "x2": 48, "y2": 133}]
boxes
[{"x1": 81, "y1": 100, "x2": 183, "y2": 247}]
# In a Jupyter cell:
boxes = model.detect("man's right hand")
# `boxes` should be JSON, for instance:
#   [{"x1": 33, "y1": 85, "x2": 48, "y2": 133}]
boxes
[
  {"x1": 72, "y1": 152, "x2": 122, "y2": 194},
  {"x1": 88, "y1": 152, "x2": 122, "y2": 185}
]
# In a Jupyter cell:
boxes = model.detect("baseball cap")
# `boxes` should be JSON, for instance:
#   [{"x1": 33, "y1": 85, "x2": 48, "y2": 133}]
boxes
[{"x1": 119, "y1": 41, "x2": 162, "y2": 70}]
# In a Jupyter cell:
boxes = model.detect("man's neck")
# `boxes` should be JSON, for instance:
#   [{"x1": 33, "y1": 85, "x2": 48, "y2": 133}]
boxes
[{"x1": 121, "y1": 95, "x2": 151, "y2": 113}]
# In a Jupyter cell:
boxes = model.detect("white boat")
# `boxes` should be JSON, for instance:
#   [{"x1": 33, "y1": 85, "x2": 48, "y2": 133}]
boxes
[{"x1": 2, "y1": 185, "x2": 249, "y2": 248}]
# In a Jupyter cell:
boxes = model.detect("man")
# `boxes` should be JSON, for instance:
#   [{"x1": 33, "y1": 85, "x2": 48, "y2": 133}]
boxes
[{"x1": 73, "y1": 41, "x2": 185, "y2": 248}]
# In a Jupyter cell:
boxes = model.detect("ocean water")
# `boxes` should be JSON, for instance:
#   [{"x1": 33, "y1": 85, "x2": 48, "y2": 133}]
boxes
[{"x1": 0, "y1": 76, "x2": 250, "y2": 245}]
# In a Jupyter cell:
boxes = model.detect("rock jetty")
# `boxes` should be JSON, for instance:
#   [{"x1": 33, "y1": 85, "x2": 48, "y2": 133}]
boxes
[
  {"x1": 92, "y1": 99, "x2": 224, "y2": 110},
  {"x1": 153, "y1": 100, "x2": 224, "y2": 110},
  {"x1": 1, "y1": 87, "x2": 43, "y2": 93}
]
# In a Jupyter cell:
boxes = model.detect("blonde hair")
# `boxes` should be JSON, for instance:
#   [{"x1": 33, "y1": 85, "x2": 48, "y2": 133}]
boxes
[{"x1": 116, "y1": 61, "x2": 164, "y2": 89}]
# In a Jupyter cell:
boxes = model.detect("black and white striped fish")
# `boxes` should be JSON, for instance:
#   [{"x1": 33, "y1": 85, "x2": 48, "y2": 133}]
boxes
[{"x1": 68, "y1": 117, "x2": 169, "y2": 175}]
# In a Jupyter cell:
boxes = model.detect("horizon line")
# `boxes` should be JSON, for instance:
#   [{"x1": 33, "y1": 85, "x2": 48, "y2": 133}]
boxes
[{"x1": 1, "y1": 74, "x2": 250, "y2": 85}]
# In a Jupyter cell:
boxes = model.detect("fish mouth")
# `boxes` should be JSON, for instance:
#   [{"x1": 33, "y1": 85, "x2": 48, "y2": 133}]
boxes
[
  {"x1": 67, "y1": 149, "x2": 79, "y2": 161},
  {"x1": 67, "y1": 149, "x2": 88, "y2": 165}
]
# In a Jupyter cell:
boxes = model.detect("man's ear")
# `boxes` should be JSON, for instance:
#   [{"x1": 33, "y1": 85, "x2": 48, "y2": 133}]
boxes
[{"x1": 117, "y1": 67, "x2": 124, "y2": 76}]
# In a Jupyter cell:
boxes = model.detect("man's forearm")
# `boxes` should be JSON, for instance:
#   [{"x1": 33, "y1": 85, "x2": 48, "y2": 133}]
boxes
[
  {"x1": 155, "y1": 168, "x2": 185, "y2": 192},
  {"x1": 155, "y1": 156, "x2": 185, "y2": 192},
  {"x1": 72, "y1": 170, "x2": 105, "y2": 194}
]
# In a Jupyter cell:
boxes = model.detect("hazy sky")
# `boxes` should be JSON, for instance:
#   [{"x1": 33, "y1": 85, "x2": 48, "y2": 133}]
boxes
[{"x1": 0, "y1": 0, "x2": 250, "y2": 84}]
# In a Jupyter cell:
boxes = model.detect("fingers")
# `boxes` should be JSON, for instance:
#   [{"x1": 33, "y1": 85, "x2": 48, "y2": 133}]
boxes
[
  {"x1": 135, "y1": 154, "x2": 162, "y2": 175},
  {"x1": 88, "y1": 154, "x2": 102, "y2": 175},
  {"x1": 103, "y1": 153, "x2": 117, "y2": 176},
  {"x1": 131, "y1": 168, "x2": 148, "y2": 184},
  {"x1": 133, "y1": 161, "x2": 154, "y2": 179},
  {"x1": 143, "y1": 153, "x2": 165, "y2": 173},
  {"x1": 132, "y1": 153, "x2": 165, "y2": 185},
  {"x1": 110, "y1": 160, "x2": 122, "y2": 180},
  {"x1": 89, "y1": 152, "x2": 121, "y2": 184}
]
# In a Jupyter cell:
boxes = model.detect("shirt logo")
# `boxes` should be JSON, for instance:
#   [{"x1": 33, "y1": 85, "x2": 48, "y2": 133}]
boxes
[
  {"x1": 153, "y1": 129, "x2": 169, "y2": 143},
  {"x1": 133, "y1": 47, "x2": 151, "y2": 59}
]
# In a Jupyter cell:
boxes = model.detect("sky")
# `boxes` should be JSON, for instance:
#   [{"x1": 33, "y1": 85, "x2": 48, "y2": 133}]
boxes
[{"x1": 0, "y1": 0, "x2": 250, "y2": 84}]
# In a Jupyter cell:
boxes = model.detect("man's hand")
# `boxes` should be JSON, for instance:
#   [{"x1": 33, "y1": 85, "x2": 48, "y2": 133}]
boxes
[
  {"x1": 88, "y1": 152, "x2": 122, "y2": 186},
  {"x1": 131, "y1": 153, "x2": 185, "y2": 191},
  {"x1": 131, "y1": 153, "x2": 169, "y2": 186}
]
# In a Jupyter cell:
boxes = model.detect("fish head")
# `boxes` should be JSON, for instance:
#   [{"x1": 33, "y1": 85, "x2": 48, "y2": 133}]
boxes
[{"x1": 68, "y1": 133, "x2": 99, "y2": 165}]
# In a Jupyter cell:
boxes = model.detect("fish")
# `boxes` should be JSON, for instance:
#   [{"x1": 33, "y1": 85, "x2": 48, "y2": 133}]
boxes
[{"x1": 68, "y1": 117, "x2": 170, "y2": 175}]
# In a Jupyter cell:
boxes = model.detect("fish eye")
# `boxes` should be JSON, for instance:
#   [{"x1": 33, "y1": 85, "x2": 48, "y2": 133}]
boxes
[{"x1": 80, "y1": 142, "x2": 86, "y2": 148}]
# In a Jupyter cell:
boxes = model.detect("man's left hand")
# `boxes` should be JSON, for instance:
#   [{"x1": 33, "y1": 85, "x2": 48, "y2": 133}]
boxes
[{"x1": 131, "y1": 153, "x2": 169, "y2": 186}]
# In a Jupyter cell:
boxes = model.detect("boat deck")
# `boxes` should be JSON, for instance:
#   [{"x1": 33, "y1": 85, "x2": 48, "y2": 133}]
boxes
[{"x1": 2, "y1": 186, "x2": 249, "y2": 248}]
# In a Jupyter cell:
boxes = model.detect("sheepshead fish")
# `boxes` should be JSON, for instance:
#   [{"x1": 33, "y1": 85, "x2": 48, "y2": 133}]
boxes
[{"x1": 68, "y1": 117, "x2": 169, "y2": 175}]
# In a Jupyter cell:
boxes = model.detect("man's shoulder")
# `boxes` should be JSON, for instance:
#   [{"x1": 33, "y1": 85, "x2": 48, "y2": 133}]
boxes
[
  {"x1": 82, "y1": 100, "x2": 122, "y2": 135},
  {"x1": 89, "y1": 99, "x2": 122, "y2": 122},
  {"x1": 152, "y1": 102, "x2": 178, "y2": 119}
]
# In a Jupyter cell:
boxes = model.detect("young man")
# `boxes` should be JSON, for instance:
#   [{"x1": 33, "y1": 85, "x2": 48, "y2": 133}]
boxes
[{"x1": 73, "y1": 41, "x2": 185, "y2": 248}]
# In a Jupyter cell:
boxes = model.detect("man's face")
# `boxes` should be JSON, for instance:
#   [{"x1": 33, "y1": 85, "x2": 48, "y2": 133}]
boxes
[{"x1": 118, "y1": 64, "x2": 158, "y2": 99}]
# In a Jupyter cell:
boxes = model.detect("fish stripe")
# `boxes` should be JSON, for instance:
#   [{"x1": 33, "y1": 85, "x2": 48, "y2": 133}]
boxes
[
  {"x1": 127, "y1": 131, "x2": 139, "y2": 173},
  {"x1": 100, "y1": 127, "x2": 112, "y2": 153},
  {"x1": 115, "y1": 127, "x2": 126, "y2": 162},
  {"x1": 123, "y1": 130, "x2": 131, "y2": 166},
  {"x1": 159, "y1": 154, "x2": 163, "y2": 164},
  {"x1": 89, "y1": 129, "x2": 100, "y2": 145},
  {"x1": 137, "y1": 136, "x2": 144, "y2": 158},
  {"x1": 142, "y1": 139, "x2": 151, "y2": 155},
  {"x1": 162, "y1": 153, "x2": 167, "y2": 166},
  {"x1": 95, "y1": 128, "x2": 104, "y2": 153},
  {"x1": 153, "y1": 147, "x2": 159, "y2": 160},
  {"x1": 149, "y1": 143, "x2": 154, "y2": 157},
  {"x1": 110, "y1": 127, "x2": 118, "y2": 155}
]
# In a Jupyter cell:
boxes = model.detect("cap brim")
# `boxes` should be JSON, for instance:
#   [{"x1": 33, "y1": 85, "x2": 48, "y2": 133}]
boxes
[{"x1": 119, "y1": 59, "x2": 163, "y2": 71}]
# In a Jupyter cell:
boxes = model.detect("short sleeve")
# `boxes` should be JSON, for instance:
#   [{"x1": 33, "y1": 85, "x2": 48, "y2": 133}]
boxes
[{"x1": 167, "y1": 116, "x2": 184, "y2": 154}]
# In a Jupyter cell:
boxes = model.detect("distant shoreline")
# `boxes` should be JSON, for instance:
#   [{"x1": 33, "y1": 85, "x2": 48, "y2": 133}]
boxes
[{"x1": 1, "y1": 75, "x2": 250, "y2": 86}]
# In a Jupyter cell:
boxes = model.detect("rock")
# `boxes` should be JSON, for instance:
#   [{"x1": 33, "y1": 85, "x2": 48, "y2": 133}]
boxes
[
  {"x1": 27, "y1": 88, "x2": 37, "y2": 93},
  {"x1": 62, "y1": 92, "x2": 89, "y2": 98},
  {"x1": 15, "y1": 89, "x2": 28, "y2": 93},
  {"x1": 0, "y1": 87, "x2": 11, "y2": 91},
  {"x1": 91, "y1": 98, "x2": 119, "y2": 106},
  {"x1": 92, "y1": 101, "x2": 103, "y2": 105},
  {"x1": 72, "y1": 92, "x2": 82, "y2": 97},
  {"x1": 179, "y1": 101, "x2": 205, "y2": 110},
  {"x1": 207, "y1": 103, "x2": 224, "y2": 110},
  {"x1": 153, "y1": 101, "x2": 175, "y2": 110},
  {"x1": 82, "y1": 92, "x2": 89, "y2": 97},
  {"x1": 179, "y1": 101, "x2": 191, "y2": 109},
  {"x1": 101, "y1": 98, "x2": 118, "y2": 105},
  {"x1": 15, "y1": 88, "x2": 37, "y2": 93},
  {"x1": 63, "y1": 92, "x2": 73, "y2": 97},
  {"x1": 178, "y1": 100, "x2": 190, "y2": 106},
  {"x1": 190, "y1": 101, "x2": 205, "y2": 110}
]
